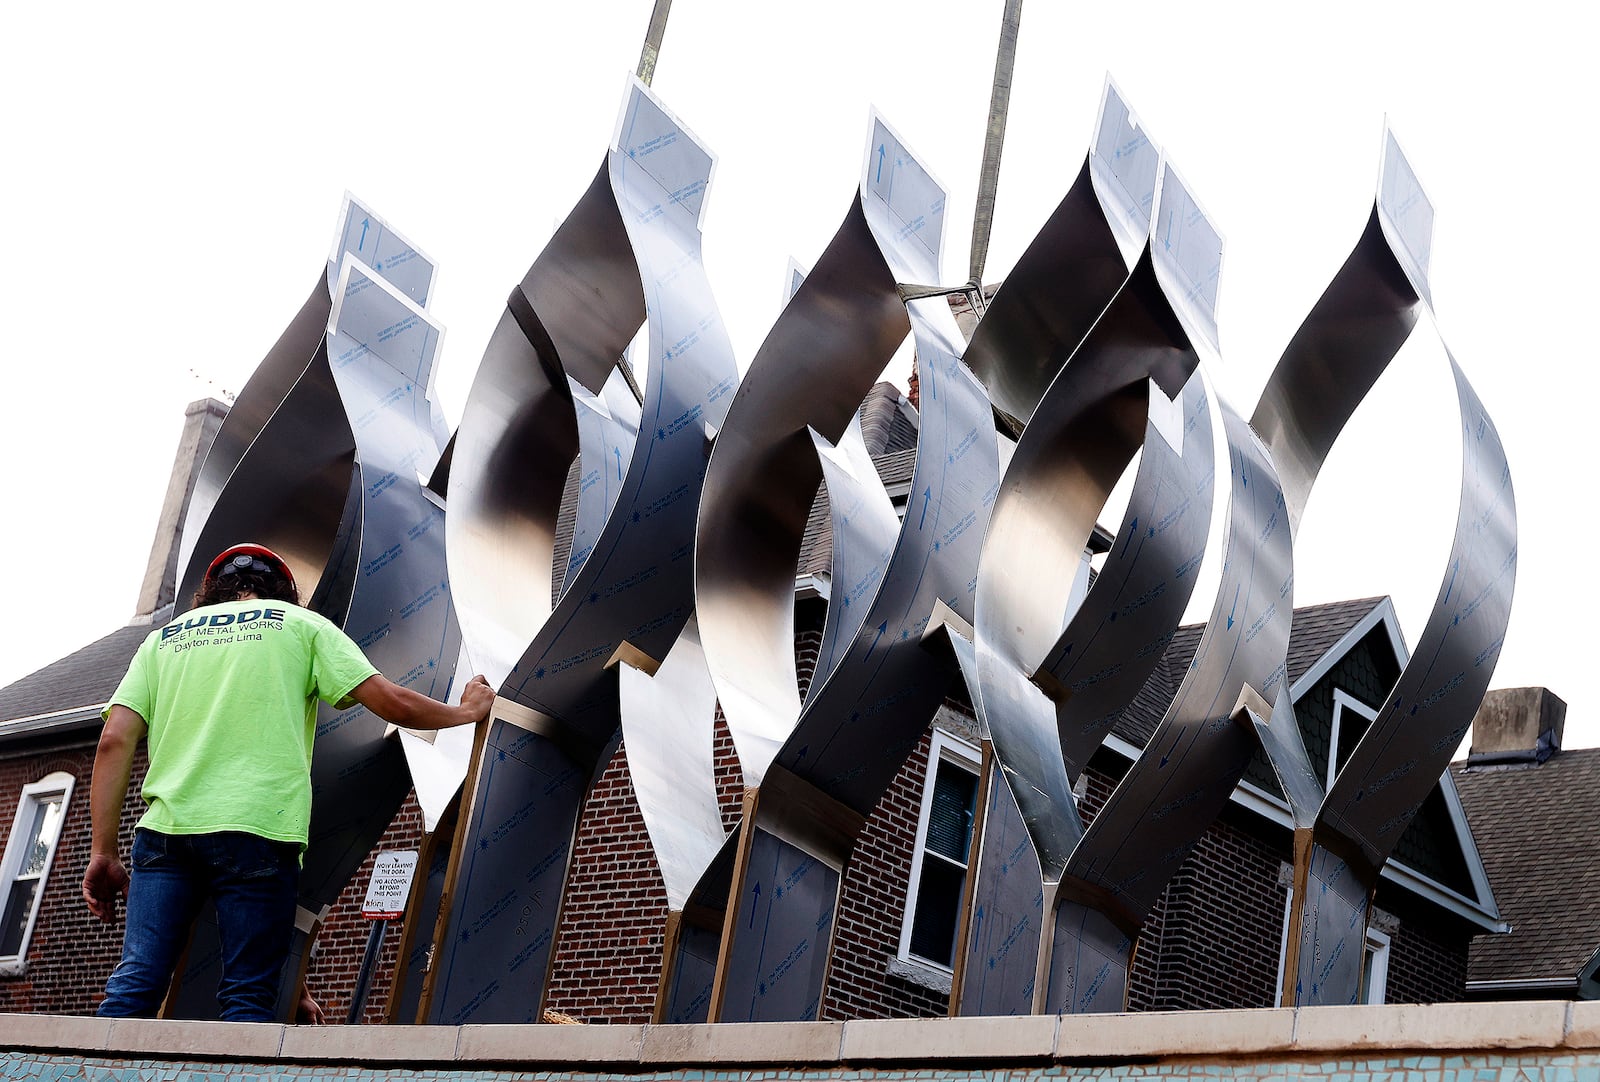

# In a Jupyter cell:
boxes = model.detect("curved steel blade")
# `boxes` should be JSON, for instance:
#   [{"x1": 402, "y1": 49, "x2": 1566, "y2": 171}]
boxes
[
  {"x1": 166, "y1": 200, "x2": 461, "y2": 1021},
  {"x1": 1042, "y1": 165, "x2": 1294, "y2": 1014},
  {"x1": 962, "y1": 78, "x2": 1158, "y2": 430},
  {"x1": 807, "y1": 416, "x2": 901, "y2": 693},
  {"x1": 1249, "y1": 127, "x2": 1517, "y2": 1006},
  {"x1": 620, "y1": 615, "x2": 726, "y2": 911},
  {"x1": 429, "y1": 79, "x2": 737, "y2": 1025}
]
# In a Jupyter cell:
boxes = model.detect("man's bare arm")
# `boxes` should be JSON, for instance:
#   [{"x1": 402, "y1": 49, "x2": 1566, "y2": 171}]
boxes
[
  {"x1": 82, "y1": 705, "x2": 146, "y2": 921},
  {"x1": 348, "y1": 672, "x2": 495, "y2": 731}
]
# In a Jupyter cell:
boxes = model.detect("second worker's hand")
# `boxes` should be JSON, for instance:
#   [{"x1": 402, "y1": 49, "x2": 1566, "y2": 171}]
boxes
[{"x1": 460, "y1": 674, "x2": 495, "y2": 725}]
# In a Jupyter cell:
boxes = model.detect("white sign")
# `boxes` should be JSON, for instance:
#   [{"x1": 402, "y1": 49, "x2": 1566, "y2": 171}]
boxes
[{"x1": 361, "y1": 850, "x2": 419, "y2": 920}]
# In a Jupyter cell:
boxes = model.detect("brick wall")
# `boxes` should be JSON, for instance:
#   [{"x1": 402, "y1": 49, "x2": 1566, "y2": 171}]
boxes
[
  {"x1": 0, "y1": 739, "x2": 140, "y2": 1015},
  {"x1": 302, "y1": 796, "x2": 425, "y2": 1025},
  {"x1": 543, "y1": 738, "x2": 671, "y2": 1024},
  {"x1": 1134, "y1": 811, "x2": 1288, "y2": 1012},
  {"x1": 1382, "y1": 903, "x2": 1469, "y2": 1005},
  {"x1": 822, "y1": 726, "x2": 949, "y2": 1020}
]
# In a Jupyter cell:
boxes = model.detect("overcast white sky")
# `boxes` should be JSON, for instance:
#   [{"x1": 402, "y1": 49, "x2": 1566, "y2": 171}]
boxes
[{"x1": 2, "y1": 1, "x2": 1593, "y2": 749}]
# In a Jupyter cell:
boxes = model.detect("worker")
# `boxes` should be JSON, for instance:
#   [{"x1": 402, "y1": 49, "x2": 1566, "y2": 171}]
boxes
[{"x1": 82, "y1": 542, "x2": 495, "y2": 1022}]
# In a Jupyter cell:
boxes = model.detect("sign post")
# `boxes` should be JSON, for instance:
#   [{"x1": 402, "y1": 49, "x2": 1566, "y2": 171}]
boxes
[{"x1": 348, "y1": 850, "x2": 418, "y2": 1024}]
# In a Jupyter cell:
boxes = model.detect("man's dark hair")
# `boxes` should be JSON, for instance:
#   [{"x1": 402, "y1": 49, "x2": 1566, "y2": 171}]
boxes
[{"x1": 192, "y1": 565, "x2": 300, "y2": 608}]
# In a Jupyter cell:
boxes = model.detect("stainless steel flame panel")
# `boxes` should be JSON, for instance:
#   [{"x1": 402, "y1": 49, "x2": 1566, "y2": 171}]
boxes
[
  {"x1": 447, "y1": 83, "x2": 728, "y2": 705},
  {"x1": 1046, "y1": 900, "x2": 1134, "y2": 1014},
  {"x1": 492, "y1": 86, "x2": 736, "y2": 738},
  {"x1": 781, "y1": 298, "x2": 998, "y2": 816},
  {"x1": 1060, "y1": 399, "x2": 1294, "y2": 932},
  {"x1": 1320, "y1": 357, "x2": 1514, "y2": 868},
  {"x1": 807, "y1": 417, "x2": 900, "y2": 695},
  {"x1": 957, "y1": 761, "x2": 1047, "y2": 1017},
  {"x1": 962, "y1": 79, "x2": 1158, "y2": 428},
  {"x1": 1248, "y1": 129, "x2": 1516, "y2": 1006},
  {"x1": 1041, "y1": 372, "x2": 1214, "y2": 783},
  {"x1": 433, "y1": 81, "x2": 736, "y2": 1026},
  {"x1": 694, "y1": 124, "x2": 930, "y2": 788},
  {"x1": 975, "y1": 241, "x2": 1209, "y2": 882},
  {"x1": 1050, "y1": 163, "x2": 1293, "y2": 961},
  {"x1": 717, "y1": 828, "x2": 840, "y2": 1022},
  {"x1": 298, "y1": 256, "x2": 461, "y2": 912},
  {"x1": 620, "y1": 616, "x2": 725, "y2": 911},
  {"x1": 427, "y1": 718, "x2": 589, "y2": 1025},
  {"x1": 701, "y1": 118, "x2": 993, "y2": 1024},
  {"x1": 176, "y1": 197, "x2": 436, "y2": 602}
]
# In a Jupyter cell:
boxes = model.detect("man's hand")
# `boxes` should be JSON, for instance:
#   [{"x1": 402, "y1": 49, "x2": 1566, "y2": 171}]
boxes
[
  {"x1": 459, "y1": 674, "x2": 494, "y2": 725},
  {"x1": 87, "y1": 704, "x2": 144, "y2": 921},
  {"x1": 296, "y1": 985, "x2": 325, "y2": 1025},
  {"x1": 83, "y1": 853, "x2": 129, "y2": 922}
]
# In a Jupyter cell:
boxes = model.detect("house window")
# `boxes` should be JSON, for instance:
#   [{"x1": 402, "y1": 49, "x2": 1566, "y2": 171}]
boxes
[
  {"x1": 899, "y1": 732, "x2": 979, "y2": 970},
  {"x1": 1327, "y1": 689, "x2": 1379, "y2": 789},
  {"x1": 0, "y1": 772, "x2": 74, "y2": 967}
]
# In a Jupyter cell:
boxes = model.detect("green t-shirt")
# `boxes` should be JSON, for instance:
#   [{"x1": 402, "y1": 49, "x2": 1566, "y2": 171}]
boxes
[{"x1": 107, "y1": 599, "x2": 379, "y2": 847}]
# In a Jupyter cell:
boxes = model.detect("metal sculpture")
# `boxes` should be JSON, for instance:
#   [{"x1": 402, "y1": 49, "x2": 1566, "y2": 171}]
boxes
[
  {"x1": 1246, "y1": 128, "x2": 1517, "y2": 1007},
  {"x1": 164, "y1": 199, "x2": 460, "y2": 1021},
  {"x1": 683, "y1": 114, "x2": 999, "y2": 1024},
  {"x1": 1033, "y1": 163, "x2": 1293, "y2": 1015},
  {"x1": 616, "y1": 615, "x2": 728, "y2": 1022},
  {"x1": 956, "y1": 152, "x2": 1241, "y2": 1014},
  {"x1": 943, "y1": 84, "x2": 1195, "y2": 1016},
  {"x1": 423, "y1": 78, "x2": 738, "y2": 1025}
]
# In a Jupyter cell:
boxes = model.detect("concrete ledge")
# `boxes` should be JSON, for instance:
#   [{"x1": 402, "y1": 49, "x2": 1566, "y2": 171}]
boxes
[
  {"x1": 461, "y1": 1022, "x2": 645, "y2": 1063},
  {"x1": 1292, "y1": 1002, "x2": 1567, "y2": 1052},
  {"x1": 1, "y1": 1002, "x2": 1590, "y2": 1067},
  {"x1": 640, "y1": 1021, "x2": 843, "y2": 1065},
  {"x1": 842, "y1": 1015, "x2": 1056, "y2": 1061},
  {"x1": 1564, "y1": 1000, "x2": 1600, "y2": 1049},
  {"x1": 1060, "y1": 1009, "x2": 1296, "y2": 1058},
  {"x1": 103, "y1": 1017, "x2": 286, "y2": 1059},
  {"x1": 279, "y1": 1023, "x2": 460, "y2": 1062},
  {"x1": 0, "y1": 1012, "x2": 112, "y2": 1052}
]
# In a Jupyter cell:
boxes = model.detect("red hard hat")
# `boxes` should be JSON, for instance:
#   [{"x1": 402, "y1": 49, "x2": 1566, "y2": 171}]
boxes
[{"x1": 205, "y1": 543, "x2": 297, "y2": 593}]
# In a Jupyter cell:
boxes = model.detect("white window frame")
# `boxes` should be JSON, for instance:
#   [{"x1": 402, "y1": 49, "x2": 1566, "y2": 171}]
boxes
[
  {"x1": 1274, "y1": 883, "x2": 1391, "y2": 1006},
  {"x1": 1363, "y1": 925, "x2": 1391, "y2": 1004},
  {"x1": 1273, "y1": 881, "x2": 1294, "y2": 1007},
  {"x1": 0, "y1": 771, "x2": 74, "y2": 974},
  {"x1": 896, "y1": 730, "x2": 981, "y2": 972},
  {"x1": 1327, "y1": 688, "x2": 1380, "y2": 789}
]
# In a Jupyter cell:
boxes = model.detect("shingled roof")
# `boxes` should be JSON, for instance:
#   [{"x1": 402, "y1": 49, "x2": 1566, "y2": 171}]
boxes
[
  {"x1": 797, "y1": 383, "x2": 919, "y2": 582},
  {"x1": 1108, "y1": 596, "x2": 1389, "y2": 750},
  {"x1": 1451, "y1": 745, "x2": 1600, "y2": 994},
  {"x1": 0, "y1": 613, "x2": 166, "y2": 729}
]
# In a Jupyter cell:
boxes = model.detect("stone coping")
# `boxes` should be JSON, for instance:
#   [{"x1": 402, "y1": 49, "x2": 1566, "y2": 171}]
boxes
[{"x1": 2, "y1": 1002, "x2": 1596, "y2": 1067}]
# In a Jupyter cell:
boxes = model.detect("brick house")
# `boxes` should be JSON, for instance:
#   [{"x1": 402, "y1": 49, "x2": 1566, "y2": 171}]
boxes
[{"x1": 0, "y1": 387, "x2": 1505, "y2": 1022}]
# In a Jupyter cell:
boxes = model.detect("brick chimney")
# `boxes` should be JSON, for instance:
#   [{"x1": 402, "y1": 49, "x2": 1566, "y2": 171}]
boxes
[
  {"x1": 1467, "y1": 687, "x2": 1567, "y2": 765},
  {"x1": 134, "y1": 398, "x2": 229, "y2": 617}
]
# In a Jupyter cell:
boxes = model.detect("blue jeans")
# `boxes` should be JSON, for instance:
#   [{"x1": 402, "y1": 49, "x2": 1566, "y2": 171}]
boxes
[{"x1": 98, "y1": 828, "x2": 300, "y2": 1022}]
